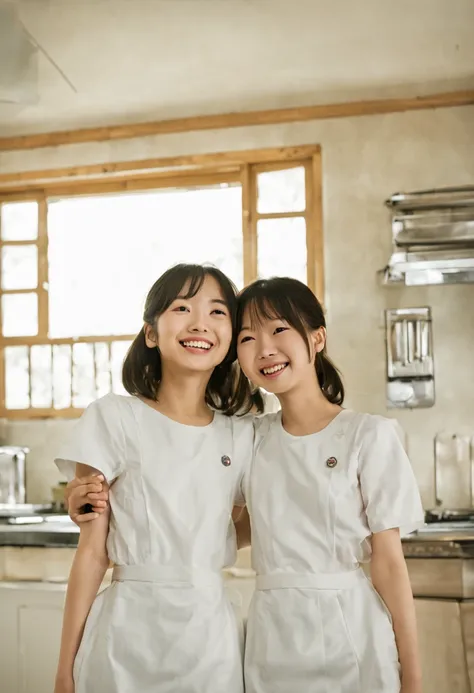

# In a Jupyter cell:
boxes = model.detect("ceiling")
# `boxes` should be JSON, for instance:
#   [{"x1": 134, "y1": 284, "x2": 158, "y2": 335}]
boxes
[{"x1": 0, "y1": 0, "x2": 473, "y2": 136}]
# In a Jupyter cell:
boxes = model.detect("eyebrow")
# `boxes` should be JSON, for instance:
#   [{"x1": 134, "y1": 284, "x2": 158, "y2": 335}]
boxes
[
  {"x1": 240, "y1": 317, "x2": 281, "y2": 331},
  {"x1": 175, "y1": 295, "x2": 228, "y2": 307}
]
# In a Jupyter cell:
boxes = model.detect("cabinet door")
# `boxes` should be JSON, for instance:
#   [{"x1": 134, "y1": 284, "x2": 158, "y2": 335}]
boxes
[
  {"x1": 0, "y1": 585, "x2": 65, "y2": 693},
  {"x1": 415, "y1": 599, "x2": 470, "y2": 693},
  {"x1": 0, "y1": 593, "x2": 19, "y2": 693},
  {"x1": 461, "y1": 601, "x2": 474, "y2": 692},
  {"x1": 18, "y1": 604, "x2": 63, "y2": 693}
]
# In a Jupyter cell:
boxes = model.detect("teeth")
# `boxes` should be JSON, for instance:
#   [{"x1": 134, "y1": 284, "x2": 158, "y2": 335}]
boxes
[
  {"x1": 182, "y1": 340, "x2": 211, "y2": 350},
  {"x1": 262, "y1": 364, "x2": 287, "y2": 375}
]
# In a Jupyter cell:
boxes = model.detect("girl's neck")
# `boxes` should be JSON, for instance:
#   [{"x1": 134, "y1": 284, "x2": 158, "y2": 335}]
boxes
[
  {"x1": 277, "y1": 378, "x2": 342, "y2": 436},
  {"x1": 150, "y1": 368, "x2": 213, "y2": 425}
]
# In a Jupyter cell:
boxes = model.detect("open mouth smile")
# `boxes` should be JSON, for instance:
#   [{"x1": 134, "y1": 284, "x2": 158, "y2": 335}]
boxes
[
  {"x1": 260, "y1": 363, "x2": 289, "y2": 378},
  {"x1": 179, "y1": 339, "x2": 214, "y2": 353}
]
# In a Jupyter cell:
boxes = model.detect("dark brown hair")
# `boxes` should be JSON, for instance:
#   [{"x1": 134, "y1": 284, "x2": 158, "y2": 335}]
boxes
[
  {"x1": 122, "y1": 263, "x2": 255, "y2": 415},
  {"x1": 236, "y1": 277, "x2": 344, "y2": 406}
]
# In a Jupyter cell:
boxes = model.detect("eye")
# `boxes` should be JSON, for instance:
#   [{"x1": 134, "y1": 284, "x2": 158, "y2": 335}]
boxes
[
  {"x1": 211, "y1": 308, "x2": 227, "y2": 316},
  {"x1": 274, "y1": 326, "x2": 288, "y2": 334},
  {"x1": 239, "y1": 335, "x2": 254, "y2": 343},
  {"x1": 173, "y1": 305, "x2": 189, "y2": 312}
]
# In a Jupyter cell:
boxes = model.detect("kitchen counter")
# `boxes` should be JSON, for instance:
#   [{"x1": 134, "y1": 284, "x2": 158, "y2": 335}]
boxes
[
  {"x1": 0, "y1": 519, "x2": 79, "y2": 547},
  {"x1": 0, "y1": 515, "x2": 79, "y2": 581},
  {"x1": 0, "y1": 520, "x2": 421, "y2": 550},
  {"x1": 1, "y1": 518, "x2": 471, "y2": 552}
]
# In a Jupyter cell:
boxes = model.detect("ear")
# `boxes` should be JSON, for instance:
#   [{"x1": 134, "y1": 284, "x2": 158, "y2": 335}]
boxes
[
  {"x1": 310, "y1": 327, "x2": 326, "y2": 355},
  {"x1": 144, "y1": 323, "x2": 158, "y2": 349}
]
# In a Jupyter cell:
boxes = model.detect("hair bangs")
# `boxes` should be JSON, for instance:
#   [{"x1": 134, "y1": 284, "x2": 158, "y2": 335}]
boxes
[
  {"x1": 152, "y1": 264, "x2": 236, "y2": 317},
  {"x1": 158, "y1": 264, "x2": 206, "y2": 312},
  {"x1": 244, "y1": 295, "x2": 282, "y2": 330}
]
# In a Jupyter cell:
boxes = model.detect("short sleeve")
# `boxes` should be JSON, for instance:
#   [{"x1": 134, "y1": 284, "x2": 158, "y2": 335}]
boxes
[
  {"x1": 358, "y1": 416, "x2": 424, "y2": 536},
  {"x1": 54, "y1": 394, "x2": 125, "y2": 483},
  {"x1": 232, "y1": 417, "x2": 255, "y2": 506}
]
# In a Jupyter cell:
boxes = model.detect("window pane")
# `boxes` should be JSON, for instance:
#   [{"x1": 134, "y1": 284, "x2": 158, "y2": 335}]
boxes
[
  {"x1": 257, "y1": 217, "x2": 307, "y2": 284},
  {"x1": 5, "y1": 346, "x2": 30, "y2": 409},
  {"x1": 31, "y1": 345, "x2": 52, "y2": 408},
  {"x1": 53, "y1": 345, "x2": 72, "y2": 409},
  {"x1": 1, "y1": 245, "x2": 38, "y2": 290},
  {"x1": 94, "y1": 342, "x2": 112, "y2": 399},
  {"x1": 1, "y1": 202, "x2": 38, "y2": 241},
  {"x1": 257, "y1": 167, "x2": 305, "y2": 214},
  {"x1": 2, "y1": 293, "x2": 38, "y2": 337},
  {"x1": 48, "y1": 185, "x2": 243, "y2": 338},
  {"x1": 111, "y1": 341, "x2": 132, "y2": 395},
  {"x1": 72, "y1": 343, "x2": 95, "y2": 408}
]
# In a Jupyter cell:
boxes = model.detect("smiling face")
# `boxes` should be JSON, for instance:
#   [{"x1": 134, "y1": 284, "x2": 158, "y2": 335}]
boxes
[
  {"x1": 237, "y1": 307, "x2": 325, "y2": 395},
  {"x1": 145, "y1": 274, "x2": 233, "y2": 375},
  {"x1": 236, "y1": 278, "x2": 330, "y2": 398}
]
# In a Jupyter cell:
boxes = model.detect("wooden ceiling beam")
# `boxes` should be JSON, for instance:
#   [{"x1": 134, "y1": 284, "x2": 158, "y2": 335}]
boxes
[{"x1": 1, "y1": 90, "x2": 473, "y2": 152}]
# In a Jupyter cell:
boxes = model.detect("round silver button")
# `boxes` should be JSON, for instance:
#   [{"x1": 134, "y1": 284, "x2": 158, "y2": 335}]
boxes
[{"x1": 326, "y1": 457, "x2": 337, "y2": 468}]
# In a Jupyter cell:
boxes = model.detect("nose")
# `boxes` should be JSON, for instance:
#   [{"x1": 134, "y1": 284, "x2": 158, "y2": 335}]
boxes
[
  {"x1": 189, "y1": 309, "x2": 209, "y2": 333},
  {"x1": 257, "y1": 334, "x2": 277, "y2": 360}
]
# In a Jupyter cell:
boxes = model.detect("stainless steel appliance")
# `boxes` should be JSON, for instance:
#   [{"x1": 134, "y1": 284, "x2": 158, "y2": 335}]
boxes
[
  {"x1": 385, "y1": 307, "x2": 434, "y2": 408},
  {"x1": 0, "y1": 446, "x2": 29, "y2": 505},
  {"x1": 380, "y1": 186, "x2": 474, "y2": 286},
  {"x1": 434, "y1": 433, "x2": 474, "y2": 511}
]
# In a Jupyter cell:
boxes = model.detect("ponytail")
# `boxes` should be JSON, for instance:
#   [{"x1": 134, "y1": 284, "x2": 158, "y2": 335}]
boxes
[
  {"x1": 316, "y1": 350, "x2": 344, "y2": 405},
  {"x1": 122, "y1": 327, "x2": 161, "y2": 401}
]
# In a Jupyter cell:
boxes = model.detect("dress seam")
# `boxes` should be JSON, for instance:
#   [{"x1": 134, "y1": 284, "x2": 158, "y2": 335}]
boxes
[
  {"x1": 336, "y1": 592, "x2": 362, "y2": 692},
  {"x1": 110, "y1": 394, "x2": 128, "y2": 477},
  {"x1": 125, "y1": 398, "x2": 152, "y2": 562},
  {"x1": 249, "y1": 416, "x2": 272, "y2": 570},
  {"x1": 316, "y1": 592, "x2": 328, "y2": 693}
]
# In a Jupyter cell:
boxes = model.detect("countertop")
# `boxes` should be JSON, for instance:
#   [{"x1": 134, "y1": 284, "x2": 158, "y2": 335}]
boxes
[
  {"x1": 3, "y1": 514, "x2": 474, "y2": 552},
  {"x1": 0, "y1": 516, "x2": 79, "y2": 548},
  {"x1": 0, "y1": 515, "x2": 424, "y2": 550}
]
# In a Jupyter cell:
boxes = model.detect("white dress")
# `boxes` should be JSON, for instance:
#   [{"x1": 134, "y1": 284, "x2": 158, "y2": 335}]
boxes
[
  {"x1": 244, "y1": 409, "x2": 424, "y2": 693},
  {"x1": 55, "y1": 393, "x2": 254, "y2": 693}
]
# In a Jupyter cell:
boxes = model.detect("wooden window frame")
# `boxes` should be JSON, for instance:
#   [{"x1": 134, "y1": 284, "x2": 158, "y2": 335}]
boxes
[{"x1": 0, "y1": 145, "x2": 323, "y2": 419}]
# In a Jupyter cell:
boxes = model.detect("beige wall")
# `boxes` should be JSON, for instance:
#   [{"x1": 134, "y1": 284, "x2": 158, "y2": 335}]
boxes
[{"x1": 2, "y1": 105, "x2": 474, "y2": 506}]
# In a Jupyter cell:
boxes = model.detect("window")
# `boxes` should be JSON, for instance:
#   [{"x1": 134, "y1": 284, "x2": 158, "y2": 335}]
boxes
[
  {"x1": 47, "y1": 185, "x2": 244, "y2": 337},
  {"x1": 0, "y1": 146, "x2": 323, "y2": 417}
]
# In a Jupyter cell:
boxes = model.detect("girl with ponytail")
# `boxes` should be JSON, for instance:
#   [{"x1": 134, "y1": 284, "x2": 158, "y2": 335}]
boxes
[{"x1": 236, "y1": 277, "x2": 423, "y2": 693}]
